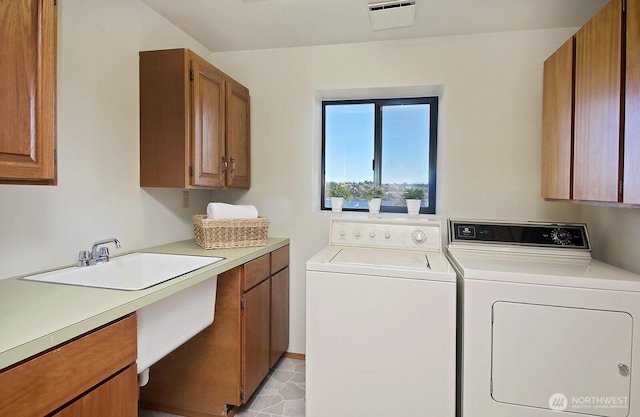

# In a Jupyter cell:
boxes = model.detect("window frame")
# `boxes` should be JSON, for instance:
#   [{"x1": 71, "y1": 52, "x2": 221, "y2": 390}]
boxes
[{"x1": 321, "y1": 96, "x2": 438, "y2": 214}]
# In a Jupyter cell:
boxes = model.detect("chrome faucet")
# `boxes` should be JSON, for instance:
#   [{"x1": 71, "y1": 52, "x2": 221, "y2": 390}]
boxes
[{"x1": 77, "y1": 238, "x2": 121, "y2": 267}]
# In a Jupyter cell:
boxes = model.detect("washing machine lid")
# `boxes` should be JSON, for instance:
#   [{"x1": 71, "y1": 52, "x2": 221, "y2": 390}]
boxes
[
  {"x1": 307, "y1": 246, "x2": 456, "y2": 282},
  {"x1": 447, "y1": 248, "x2": 640, "y2": 292}
]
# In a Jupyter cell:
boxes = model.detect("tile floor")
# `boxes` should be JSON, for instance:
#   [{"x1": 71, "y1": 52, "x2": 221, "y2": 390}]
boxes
[{"x1": 139, "y1": 357, "x2": 305, "y2": 417}]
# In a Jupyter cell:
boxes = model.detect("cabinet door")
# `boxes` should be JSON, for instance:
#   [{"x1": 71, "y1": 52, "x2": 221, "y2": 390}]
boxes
[
  {"x1": 541, "y1": 38, "x2": 575, "y2": 200},
  {"x1": 191, "y1": 55, "x2": 226, "y2": 188},
  {"x1": 225, "y1": 79, "x2": 251, "y2": 188},
  {"x1": 242, "y1": 278, "x2": 270, "y2": 401},
  {"x1": 574, "y1": 0, "x2": 623, "y2": 202},
  {"x1": 270, "y1": 266, "x2": 290, "y2": 368},
  {"x1": 0, "y1": 315, "x2": 136, "y2": 417},
  {"x1": 52, "y1": 365, "x2": 137, "y2": 417},
  {"x1": 0, "y1": 0, "x2": 56, "y2": 184},
  {"x1": 625, "y1": 0, "x2": 640, "y2": 204}
]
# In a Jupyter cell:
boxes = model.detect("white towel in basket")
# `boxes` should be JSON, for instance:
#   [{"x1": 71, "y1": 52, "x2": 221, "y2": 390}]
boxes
[{"x1": 207, "y1": 203, "x2": 259, "y2": 219}]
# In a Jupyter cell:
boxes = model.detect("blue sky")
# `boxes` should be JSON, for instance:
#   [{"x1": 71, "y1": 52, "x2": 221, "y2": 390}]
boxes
[{"x1": 325, "y1": 103, "x2": 430, "y2": 184}]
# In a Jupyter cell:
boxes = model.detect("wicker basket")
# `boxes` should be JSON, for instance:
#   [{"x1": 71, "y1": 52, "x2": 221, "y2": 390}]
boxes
[{"x1": 193, "y1": 215, "x2": 270, "y2": 249}]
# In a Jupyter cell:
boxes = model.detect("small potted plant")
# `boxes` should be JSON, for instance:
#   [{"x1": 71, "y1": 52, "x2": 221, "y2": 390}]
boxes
[
  {"x1": 363, "y1": 186, "x2": 385, "y2": 214},
  {"x1": 403, "y1": 188, "x2": 424, "y2": 215},
  {"x1": 329, "y1": 183, "x2": 352, "y2": 212}
]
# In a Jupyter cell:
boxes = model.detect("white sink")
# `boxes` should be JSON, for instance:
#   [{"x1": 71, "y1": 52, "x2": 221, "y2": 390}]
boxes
[
  {"x1": 21, "y1": 252, "x2": 223, "y2": 290},
  {"x1": 137, "y1": 275, "x2": 217, "y2": 377},
  {"x1": 21, "y1": 252, "x2": 224, "y2": 381}
]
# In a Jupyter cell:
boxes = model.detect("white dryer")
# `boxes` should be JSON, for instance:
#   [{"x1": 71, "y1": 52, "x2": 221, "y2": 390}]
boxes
[
  {"x1": 306, "y1": 215, "x2": 456, "y2": 417},
  {"x1": 447, "y1": 219, "x2": 640, "y2": 417}
]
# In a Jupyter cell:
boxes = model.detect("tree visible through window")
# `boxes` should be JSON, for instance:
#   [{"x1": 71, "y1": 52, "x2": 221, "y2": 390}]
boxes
[{"x1": 322, "y1": 97, "x2": 438, "y2": 214}]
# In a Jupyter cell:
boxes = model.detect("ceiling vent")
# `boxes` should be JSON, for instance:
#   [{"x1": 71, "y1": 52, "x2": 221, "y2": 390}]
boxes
[{"x1": 368, "y1": 0, "x2": 416, "y2": 31}]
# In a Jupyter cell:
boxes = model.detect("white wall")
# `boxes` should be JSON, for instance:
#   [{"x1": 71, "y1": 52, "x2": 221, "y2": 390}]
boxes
[
  {"x1": 211, "y1": 29, "x2": 583, "y2": 354},
  {"x1": 0, "y1": 0, "x2": 215, "y2": 279},
  {"x1": 5, "y1": 1, "x2": 633, "y2": 357},
  {"x1": 581, "y1": 206, "x2": 640, "y2": 274}
]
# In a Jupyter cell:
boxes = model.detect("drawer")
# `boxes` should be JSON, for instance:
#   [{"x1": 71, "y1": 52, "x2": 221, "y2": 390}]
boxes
[
  {"x1": 270, "y1": 245, "x2": 289, "y2": 275},
  {"x1": 0, "y1": 314, "x2": 137, "y2": 417},
  {"x1": 244, "y1": 253, "x2": 270, "y2": 291}
]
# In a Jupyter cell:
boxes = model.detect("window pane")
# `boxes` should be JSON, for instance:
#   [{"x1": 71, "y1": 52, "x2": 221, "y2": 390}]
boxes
[
  {"x1": 324, "y1": 104, "x2": 374, "y2": 209},
  {"x1": 381, "y1": 104, "x2": 430, "y2": 208}
]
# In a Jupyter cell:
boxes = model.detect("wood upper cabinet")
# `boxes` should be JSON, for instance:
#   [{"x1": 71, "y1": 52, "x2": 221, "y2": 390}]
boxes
[
  {"x1": 0, "y1": 0, "x2": 57, "y2": 185},
  {"x1": 140, "y1": 48, "x2": 250, "y2": 189},
  {"x1": 192, "y1": 54, "x2": 226, "y2": 188},
  {"x1": 573, "y1": 0, "x2": 623, "y2": 202},
  {"x1": 0, "y1": 314, "x2": 137, "y2": 417},
  {"x1": 625, "y1": 0, "x2": 640, "y2": 204},
  {"x1": 139, "y1": 246, "x2": 290, "y2": 417},
  {"x1": 542, "y1": 0, "x2": 640, "y2": 206},
  {"x1": 541, "y1": 37, "x2": 575, "y2": 200},
  {"x1": 225, "y1": 79, "x2": 251, "y2": 188}
]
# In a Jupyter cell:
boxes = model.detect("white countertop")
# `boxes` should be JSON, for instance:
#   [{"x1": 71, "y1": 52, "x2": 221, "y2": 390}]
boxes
[{"x1": 0, "y1": 238, "x2": 289, "y2": 371}]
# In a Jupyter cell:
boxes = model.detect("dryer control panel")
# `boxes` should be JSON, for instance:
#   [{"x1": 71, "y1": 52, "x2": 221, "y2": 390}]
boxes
[
  {"x1": 330, "y1": 216, "x2": 442, "y2": 252},
  {"x1": 448, "y1": 219, "x2": 590, "y2": 251}
]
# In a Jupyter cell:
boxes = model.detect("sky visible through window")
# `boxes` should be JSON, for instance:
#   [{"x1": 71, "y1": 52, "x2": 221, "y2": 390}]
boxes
[{"x1": 325, "y1": 103, "x2": 430, "y2": 184}]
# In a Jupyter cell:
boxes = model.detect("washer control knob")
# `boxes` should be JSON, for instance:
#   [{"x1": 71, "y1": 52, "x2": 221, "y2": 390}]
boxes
[
  {"x1": 369, "y1": 231, "x2": 376, "y2": 238},
  {"x1": 354, "y1": 231, "x2": 360, "y2": 238},
  {"x1": 385, "y1": 232, "x2": 391, "y2": 239},
  {"x1": 412, "y1": 230, "x2": 426, "y2": 244}
]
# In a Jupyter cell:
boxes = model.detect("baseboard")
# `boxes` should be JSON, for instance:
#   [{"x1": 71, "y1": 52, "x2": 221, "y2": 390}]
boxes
[{"x1": 283, "y1": 351, "x2": 305, "y2": 360}]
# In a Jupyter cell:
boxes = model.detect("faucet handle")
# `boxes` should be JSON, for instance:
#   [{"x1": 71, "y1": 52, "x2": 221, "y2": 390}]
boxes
[
  {"x1": 77, "y1": 250, "x2": 91, "y2": 267},
  {"x1": 98, "y1": 247, "x2": 109, "y2": 258}
]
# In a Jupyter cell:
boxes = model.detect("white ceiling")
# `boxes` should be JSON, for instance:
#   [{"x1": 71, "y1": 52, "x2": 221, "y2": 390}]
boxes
[{"x1": 140, "y1": 0, "x2": 609, "y2": 53}]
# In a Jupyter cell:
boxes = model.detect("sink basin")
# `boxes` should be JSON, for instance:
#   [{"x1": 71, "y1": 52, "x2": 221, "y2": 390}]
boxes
[
  {"x1": 137, "y1": 276, "x2": 217, "y2": 376},
  {"x1": 21, "y1": 252, "x2": 224, "y2": 290},
  {"x1": 21, "y1": 252, "x2": 224, "y2": 380}
]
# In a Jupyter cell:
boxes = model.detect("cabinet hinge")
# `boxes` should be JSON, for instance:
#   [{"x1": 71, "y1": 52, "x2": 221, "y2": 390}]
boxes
[
  {"x1": 240, "y1": 295, "x2": 245, "y2": 309},
  {"x1": 491, "y1": 308, "x2": 494, "y2": 324},
  {"x1": 623, "y1": 0, "x2": 626, "y2": 12},
  {"x1": 54, "y1": 149, "x2": 57, "y2": 164},
  {"x1": 189, "y1": 69, "x2": 194, "y2": 81},
  {"x1": 490, "y1": 379, "x2": 493, "y2": 395},
  {"x1": 189, "y1": 166, "x2": 194, "y2": 177},
  {"x1": 240, "y1": 388, "x2": 245, "y2": 402}
]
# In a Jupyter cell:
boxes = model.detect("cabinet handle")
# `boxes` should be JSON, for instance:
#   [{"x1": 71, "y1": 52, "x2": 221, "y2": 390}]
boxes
[
  {"x1": 222, "y1": 156, "x2": 228, "y2": 173},
  {"x1": 230, "y1": 157, "x2": 236, "y2": 174}
]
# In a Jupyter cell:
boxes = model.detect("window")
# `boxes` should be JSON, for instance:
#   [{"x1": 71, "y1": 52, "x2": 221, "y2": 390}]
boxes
[{"x1": 322, "y1": 97, "x2": 438, "y2": 214}]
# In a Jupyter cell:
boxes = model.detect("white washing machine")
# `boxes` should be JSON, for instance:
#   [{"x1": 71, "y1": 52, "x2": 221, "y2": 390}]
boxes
[
  {"x1": 306, "y1": 215, "x2": 456, "y2": 417},
  {"x1": 446, "y1": 219, "x2": 640, "y2": 417}
]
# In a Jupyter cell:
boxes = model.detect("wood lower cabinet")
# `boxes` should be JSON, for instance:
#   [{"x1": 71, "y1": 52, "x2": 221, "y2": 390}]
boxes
[
  {"x1": 270, "y1": 246, "x2": 290, "y2": 367},
  {"x1": 139, "y1": 48, "x2": 250, "y2": 189},
  {"x1": 0, "y1": 0, "x2": 57, "y2": 185},
  {"x1": 140, "y1": 245, "x2": 290, "y2": 416},
  {"x1": 52, "y1": 365, "x2": 137, "y2": 417},
  {"x1": 0, "y1": 314, "x2": 137, "y2": 417}
]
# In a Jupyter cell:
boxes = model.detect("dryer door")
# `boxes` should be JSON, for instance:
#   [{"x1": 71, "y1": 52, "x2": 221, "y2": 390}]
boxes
[{"x1": 491, "y1": 301, "x2": 632, "y2": 417}]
